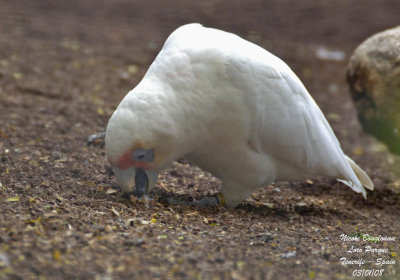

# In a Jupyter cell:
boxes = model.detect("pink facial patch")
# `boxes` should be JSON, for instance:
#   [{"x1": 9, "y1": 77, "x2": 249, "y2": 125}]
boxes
[{"x1": 116, "y1": 150, "x2": 150, "y2": 170}]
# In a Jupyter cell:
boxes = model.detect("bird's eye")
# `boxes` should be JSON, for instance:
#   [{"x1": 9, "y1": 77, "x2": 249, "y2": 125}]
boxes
[{"x1": 132, "y1": 148, "x2": 154, "y2": 162}]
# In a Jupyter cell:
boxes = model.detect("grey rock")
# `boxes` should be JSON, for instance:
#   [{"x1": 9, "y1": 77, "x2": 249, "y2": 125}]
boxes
[{"x1": 347, "y1": 26, "x2": 400, "y2": 154}]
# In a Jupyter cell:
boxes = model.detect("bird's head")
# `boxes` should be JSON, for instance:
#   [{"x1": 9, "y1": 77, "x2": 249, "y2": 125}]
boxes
[{"x1": 105, "y1": 93, "x2": 177, "y2": 197}]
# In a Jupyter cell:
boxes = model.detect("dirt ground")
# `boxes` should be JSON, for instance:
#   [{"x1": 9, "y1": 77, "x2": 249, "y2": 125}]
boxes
[{"x1": 0, "y1": 1, "x2": 399, "y2": 279}]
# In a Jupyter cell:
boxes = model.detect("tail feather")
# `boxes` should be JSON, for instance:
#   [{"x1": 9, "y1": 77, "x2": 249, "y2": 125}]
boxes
[
  {"x1": 346, "y1": 156, "x2": 374, "y2": 190},
  {"x1": 337, "y1": 179, "x2": 367, "y2": 198},
  {"x1": 337, "y1": 155, "x2": 374, "y2": 199}
]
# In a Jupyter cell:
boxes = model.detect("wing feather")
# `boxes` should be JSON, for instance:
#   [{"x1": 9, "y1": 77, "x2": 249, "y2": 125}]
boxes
[
  {"x1": 224, "y1": 44, "x2": 367, "y2": 196},
  {"x1": 156, "y1": 24, "x2": 368, "y2": 196}
]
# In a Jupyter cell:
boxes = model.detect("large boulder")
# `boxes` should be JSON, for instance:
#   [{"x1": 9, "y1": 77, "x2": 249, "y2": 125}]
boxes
[{"x1": 347, "y1": 26, "x2": 400, "y2": 154}]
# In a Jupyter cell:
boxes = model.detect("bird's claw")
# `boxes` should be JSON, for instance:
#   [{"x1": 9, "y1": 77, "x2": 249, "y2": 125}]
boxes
[{"x1": 86, "y1": 132, "x2": 106, "y2": 147}]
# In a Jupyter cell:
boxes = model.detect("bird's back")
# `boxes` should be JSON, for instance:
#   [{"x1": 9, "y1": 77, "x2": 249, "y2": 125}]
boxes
[{"x1": 143, "y1": 24, "x2": 371, "y2": 197}]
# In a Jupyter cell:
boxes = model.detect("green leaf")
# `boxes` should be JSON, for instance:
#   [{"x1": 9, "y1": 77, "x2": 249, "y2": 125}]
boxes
[{"x1": 6, "y1": 196, "x2": 20, "y2": 202}]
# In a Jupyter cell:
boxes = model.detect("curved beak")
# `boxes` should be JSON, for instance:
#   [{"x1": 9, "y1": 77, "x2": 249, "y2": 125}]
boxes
[
  {"x1": 113, "y1": 166, "x2": 159, "y2": 197},
  {"x1": 134, "y1": 168, "x2": 159, "y2": 197}
]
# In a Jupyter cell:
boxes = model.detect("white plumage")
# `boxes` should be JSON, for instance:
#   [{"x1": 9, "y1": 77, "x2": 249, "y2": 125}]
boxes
[{"x1": 105, "y1": 23, "x2": 373, "y2": 208}]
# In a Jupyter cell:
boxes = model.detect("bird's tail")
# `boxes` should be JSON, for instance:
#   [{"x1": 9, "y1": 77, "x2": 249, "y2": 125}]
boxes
[{"x1": 337, "y1": 155, "x2": 374, "y2": 198}]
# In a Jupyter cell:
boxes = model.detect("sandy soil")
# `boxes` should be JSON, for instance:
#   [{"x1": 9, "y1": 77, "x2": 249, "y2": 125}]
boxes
[{"x1": 0, "y1": 1, "x2": 399, "y2": 279}]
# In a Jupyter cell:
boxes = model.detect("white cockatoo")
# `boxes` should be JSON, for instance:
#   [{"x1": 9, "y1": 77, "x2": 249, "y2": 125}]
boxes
[{"x1": 104, "y1": 23, "x2": 373, "y2": 208}]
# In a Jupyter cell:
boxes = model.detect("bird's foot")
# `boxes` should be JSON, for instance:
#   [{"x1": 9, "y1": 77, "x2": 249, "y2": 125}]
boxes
[
  {"x1": 86, "y1": 132, "x2": 106, "y2": 147},
  {"x1": 159, "y1": 194, "x2": 224, "y2": 207}
]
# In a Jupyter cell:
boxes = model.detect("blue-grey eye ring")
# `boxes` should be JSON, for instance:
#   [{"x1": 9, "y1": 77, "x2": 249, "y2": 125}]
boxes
[{"x1": 132, "y1": 148, "x2": 154, "y2": 162}]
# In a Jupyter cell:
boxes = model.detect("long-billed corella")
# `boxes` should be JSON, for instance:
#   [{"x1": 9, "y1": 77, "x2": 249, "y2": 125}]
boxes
[{"x1": 103, "y1": 23, "x2": 373, "y2": 208}]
